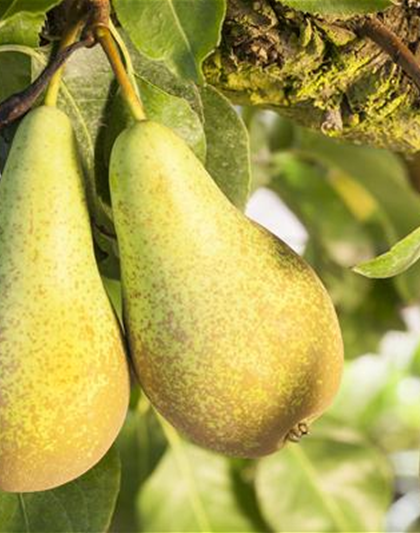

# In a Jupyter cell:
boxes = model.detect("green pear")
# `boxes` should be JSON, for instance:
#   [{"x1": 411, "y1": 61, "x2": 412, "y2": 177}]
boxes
[
  {"x1": 110, "y1": 120, "x2": 344, "y2": 458},
  {"x1": 0, "y1": 106, "x2": 130, "y2": 492}
]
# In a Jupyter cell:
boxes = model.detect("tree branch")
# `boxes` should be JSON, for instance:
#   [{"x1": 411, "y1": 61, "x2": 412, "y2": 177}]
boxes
[
  {"x1": 0, "y1": 38, "x2": 93, "y2": 130},
  {"x1": 205, "y1": 0, "x2": 420, "y2": 153},
  {"x1": 357, "y1": 17, "x2": 420, "y2": 91}
]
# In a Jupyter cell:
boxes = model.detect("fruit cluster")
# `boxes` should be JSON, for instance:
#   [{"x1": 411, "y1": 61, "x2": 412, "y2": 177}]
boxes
[{"x1": 0, "y1": 50, "x2": 343, "y2": 495}]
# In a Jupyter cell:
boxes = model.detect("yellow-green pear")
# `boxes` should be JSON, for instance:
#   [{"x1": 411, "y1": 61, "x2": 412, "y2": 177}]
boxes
[
  {"x1": 0, "y1": 106, "x2": 130, "y2": 492},
  {"x1": 110, "y1": 120, "x2": 344, "y2": 458}
]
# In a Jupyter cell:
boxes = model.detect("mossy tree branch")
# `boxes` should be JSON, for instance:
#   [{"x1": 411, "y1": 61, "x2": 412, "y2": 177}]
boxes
[{"x1": 204, "y1": 0, "x2": 420, "y2": 152}]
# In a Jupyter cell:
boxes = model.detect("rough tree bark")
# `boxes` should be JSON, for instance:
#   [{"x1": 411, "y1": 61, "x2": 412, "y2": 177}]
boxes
[{"x1": 204, "y1": 0, "x2": 420, "y2": 152}]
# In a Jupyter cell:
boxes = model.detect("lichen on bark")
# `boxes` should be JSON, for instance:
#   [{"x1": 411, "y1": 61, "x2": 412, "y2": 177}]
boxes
[{"x1": 204, "y1": 0, "x2": 420, "y2": 152}]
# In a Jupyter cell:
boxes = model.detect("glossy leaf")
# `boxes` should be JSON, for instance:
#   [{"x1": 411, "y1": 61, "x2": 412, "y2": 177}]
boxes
[
  {"x1": 113, "y1": 0, "x2": 226, "y2": 81},
  {"x1": 0, "y1": 449, "x2": 121, "y2": 533},
  {"x1": 256, "y1": 420, "x2": 393, "y2": 532},
  {"x1": 354, "y1": 226, "x2": 420, "y2": 278}
]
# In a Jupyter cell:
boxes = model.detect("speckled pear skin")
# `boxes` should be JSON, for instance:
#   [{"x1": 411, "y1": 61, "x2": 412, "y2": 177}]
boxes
[
  {"x1": 0, "y1": 106, "x2": 130, "y2": 492},
  {"x1": 110, "y1": 120, "x2": 344, "y2": 458}
]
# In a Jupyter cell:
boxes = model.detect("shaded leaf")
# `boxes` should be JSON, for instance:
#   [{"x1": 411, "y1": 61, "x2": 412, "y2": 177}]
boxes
[
  {"x1": 113, "y1": 0, "x2": 226, "y2": 81},
  {"x1": 0, "y1": 1, "x2": 60, "y2": 19},
  {"x1": 0, "y1": 51, "x2": 31, "y2": 100},
  {"x1": 200, "y1": 84, "x2": 251, "y2": 210},
  {"x1": 0, "y1": 49, "x2": 32, "y2": 169},
  {"x1": 111, "y1": 402, "x2": 167, "y2": 533},
  {"x1": 0, "y1": 449, "x2": 121, "y2": 533},
  {"x1": 102, "y1": 277, "x2": 122, "y2": 322},
  {"x1": 256, "y1": 420, "x2": 393, "y2": 532}
]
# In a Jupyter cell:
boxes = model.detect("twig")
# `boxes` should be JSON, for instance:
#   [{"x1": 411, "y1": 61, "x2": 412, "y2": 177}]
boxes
[
  {"x1": 0, "y1": 38, "x2": 92, "y2": 129},
  {"x1": 0, "y1": 37, "x2": 94, "y2": 130},
  {"x1": 357, "y1": 17, "x2": 420, "y2": 91},
  {"x1": 85, "y1": 0, "x2": 111, "y2": 32}
]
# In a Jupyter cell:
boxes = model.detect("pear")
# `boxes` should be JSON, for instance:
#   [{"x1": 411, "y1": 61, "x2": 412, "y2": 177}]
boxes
[
  {"x1": 110, "y1": 120, "x2": 343, "y2": 458},
  {"x1": 0, "y1": 106, "x2": 130, "y2": 492}
]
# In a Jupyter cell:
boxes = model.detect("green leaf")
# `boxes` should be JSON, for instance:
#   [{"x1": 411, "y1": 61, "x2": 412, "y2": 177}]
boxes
[
  {"x1": 279, "y1": 0, "x2": 394, "y2": 15},
  {"x1": 138, "y1": 425, "x2": 259, "y2": 532},
  {"x1": 0, "y1": 43, "x2": 116, "y2": 233},
  {"x1": 113, "y1": 0, "x2": 226, "y2": 82},
  {"x1": 0, "y1": 51, "x2": 31, "y2": 102},
  {"x1": 111, "y1": 403, "x2": 167, "y2": 533},
  {"x1": 0, "y1": 448, "x2": 121, "y2": 533},
  {"x1": 200, "y1": 85, "x2": 251, "y2": 210},
  {"x1": 102, "y1": 78, "x2": 206, "y2": 181},
  {"x1": 255, "y1": 420, "x2": 393, "y2": 532},
  {"x1": 354, "y1": 226, "x2": 420, "y2": 278},
  {"x1": 0, "y1": 0, "x2": 60, "y2": 19},
  {"x1": 0, "y1": 46, "x2": 40, "y2": 170},
  {"x1": 0, "y1": 14, "x2": 44, "y2": 46},
  {"x1": 55, "y1": 44, "x2": 118, "y2": 232},
  {"x1": 126, "y1": 34, "x2": 204, "y2": 119},
  {"x1": 0, "y1": 0, "x2": 60, "y2": 46},
  {"x1": 138, "y1": 77, "x2": 206, "y2": 161}
]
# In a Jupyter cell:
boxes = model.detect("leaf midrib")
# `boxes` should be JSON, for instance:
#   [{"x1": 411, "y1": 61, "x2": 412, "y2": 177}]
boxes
[
  {"x1": 165, "y1": 0, "x2": 197, "y2": 77},
  {"x1": 161, "y1": 422, "x2": 212, "y2": 532}
]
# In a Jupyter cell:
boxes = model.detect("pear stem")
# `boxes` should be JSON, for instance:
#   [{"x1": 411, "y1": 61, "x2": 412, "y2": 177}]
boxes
[
  {"x1": 96, "y1": 24, "x2": 146, "y2": 121},
  {"x1": 109, "y1": 20, "x2": 135, "y2": 78},
  {"x1": 109, "y1": 20, "x2": 142, "y2": 101},
  {"x1": 44, "y1": 17, "x2": 86, "y2": 107}
]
